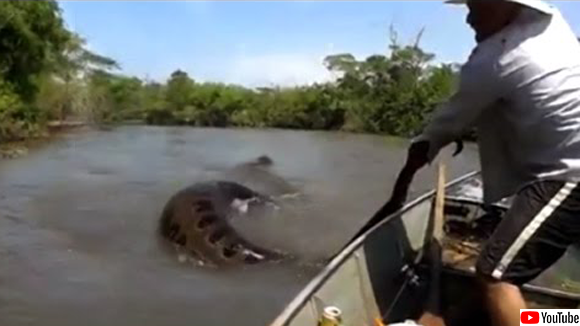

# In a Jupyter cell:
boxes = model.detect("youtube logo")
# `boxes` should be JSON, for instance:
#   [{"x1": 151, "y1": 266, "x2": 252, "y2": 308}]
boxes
[{"x1": 521, "y1": 311, "x2": 540, "y2": 324}]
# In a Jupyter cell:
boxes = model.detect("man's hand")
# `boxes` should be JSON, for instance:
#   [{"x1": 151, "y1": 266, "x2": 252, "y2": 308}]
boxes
[{"x1": 406, "y1": 140, "x2": 430, "y2": 171}]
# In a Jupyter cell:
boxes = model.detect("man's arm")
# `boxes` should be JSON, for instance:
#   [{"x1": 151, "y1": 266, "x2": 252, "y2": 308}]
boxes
[{"x1": 415, "y1": 57, "x2": 503, "y2": 163}]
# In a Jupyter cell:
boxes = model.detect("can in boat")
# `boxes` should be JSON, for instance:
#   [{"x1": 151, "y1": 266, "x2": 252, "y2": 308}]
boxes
[
  {"x1": 388, "y1": 320, "x2": 422, "y2": 326},
  {"x1": 318, "y1": 306, "x2": 342, "y2": 326}
]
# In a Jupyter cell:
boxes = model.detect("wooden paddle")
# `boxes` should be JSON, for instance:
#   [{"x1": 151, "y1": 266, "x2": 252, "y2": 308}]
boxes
[
  {"x1": 348, "y1": 161, "x2": 419, "y2": 242},
  {"x1": 370, "y1": 164, "x2": 449, "y2": 326},
  {"x1": 333, "y1": 140, "x2": 463, "y2": 257}
]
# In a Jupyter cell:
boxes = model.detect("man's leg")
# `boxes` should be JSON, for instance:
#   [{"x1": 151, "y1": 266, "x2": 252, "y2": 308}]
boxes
[
  {"x1": 476, "y1": 180, "x2": 580, "y2": 326},
  {"x1": 481, "y1": 279, "x2": 526, "y2": 326}
]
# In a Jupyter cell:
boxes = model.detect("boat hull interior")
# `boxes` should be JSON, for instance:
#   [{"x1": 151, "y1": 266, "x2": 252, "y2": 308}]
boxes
[{"x1": 270, "y1": 172, "x2": 580, "y2": 326}]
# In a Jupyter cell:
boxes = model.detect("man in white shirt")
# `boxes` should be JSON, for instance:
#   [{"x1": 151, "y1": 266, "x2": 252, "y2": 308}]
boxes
[{"x1": 407, "y1": 1, "x2": 580, "y2": 326}]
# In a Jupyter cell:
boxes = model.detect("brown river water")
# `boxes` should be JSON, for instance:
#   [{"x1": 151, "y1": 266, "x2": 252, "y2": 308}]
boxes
[{"x1": 0, "y1": 125, "x2": 486, "y2": 326}]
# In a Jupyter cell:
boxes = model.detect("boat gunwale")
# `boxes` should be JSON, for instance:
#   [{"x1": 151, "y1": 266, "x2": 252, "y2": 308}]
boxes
[
  {"x1": 270, "y1": 170, "x2": 480, "y2": 326},
  {"x1": 442, "y1": 266, "x2": 580, "y2": 302}
]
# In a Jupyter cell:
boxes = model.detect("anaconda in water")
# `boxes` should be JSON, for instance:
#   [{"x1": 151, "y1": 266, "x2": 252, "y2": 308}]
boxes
[{"x1": 158, "y1": 155, "x2": 298, "y2": 267}]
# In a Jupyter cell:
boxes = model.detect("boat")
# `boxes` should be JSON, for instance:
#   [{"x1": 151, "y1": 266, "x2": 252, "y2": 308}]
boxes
[{"x1": 269, "y1": 167, "x2": 580, "y2": 326}]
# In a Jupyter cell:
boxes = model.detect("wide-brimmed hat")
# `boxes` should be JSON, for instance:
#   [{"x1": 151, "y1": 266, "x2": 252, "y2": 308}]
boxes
[{"x1": 445, "y1": 0, "x2": 553, "y2": 15}]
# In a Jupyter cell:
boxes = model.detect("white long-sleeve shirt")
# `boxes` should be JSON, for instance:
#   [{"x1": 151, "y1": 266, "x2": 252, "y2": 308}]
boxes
[{"x1": 417, "y1": 6, "x2": 580, "y2": 204}]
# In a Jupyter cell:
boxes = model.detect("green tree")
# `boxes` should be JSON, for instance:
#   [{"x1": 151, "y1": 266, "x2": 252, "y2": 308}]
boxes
[
  {"x1": 143, "y1": 81, "x2": 172, "y2": 124},
  {"x1": 0, "y1": 0, "x2": 71, "y2": 101},
  {"x1": 165, "y1": 70, "x2": 195, "y2": 113},
  {"x1": 45, "y1": 33, "x2": 119, "y2": 121},
  {"x1": 0, "y1": 80, "x2": 28, "y2": 142},
  {"x1": 323, "y1": 27, "x2": 458, "y2": 136}
]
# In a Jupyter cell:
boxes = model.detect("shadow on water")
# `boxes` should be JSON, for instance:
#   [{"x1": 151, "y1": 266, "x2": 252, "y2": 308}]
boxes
[{"x1": 0, "y1": 125, "x2": 481, "y2": 326}]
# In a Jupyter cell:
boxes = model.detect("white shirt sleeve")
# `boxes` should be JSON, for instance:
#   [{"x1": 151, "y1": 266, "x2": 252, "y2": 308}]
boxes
[{"x1": 416, "y1": 51, "x2": 504, "y2": 161}]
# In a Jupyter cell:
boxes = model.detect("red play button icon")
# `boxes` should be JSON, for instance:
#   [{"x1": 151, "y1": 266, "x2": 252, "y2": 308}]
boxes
[{"x1": 521, "y1": 311, "x2": 540, "y2": 324}]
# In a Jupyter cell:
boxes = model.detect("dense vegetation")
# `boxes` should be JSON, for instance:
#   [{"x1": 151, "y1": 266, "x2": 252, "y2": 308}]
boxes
[
  {"x1": 0, "y1": 1, "x2": 459, "y2": 143},
  {"x1": 117, "y1": 30, "x2": 459, "y2": 138},
  {"x1": 0, "y1": 0, "x2": 118, "y2": 142}
]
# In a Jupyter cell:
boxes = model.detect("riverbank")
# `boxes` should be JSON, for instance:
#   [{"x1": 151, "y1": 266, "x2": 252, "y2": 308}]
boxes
[
  {"x1": 0, "y1": 120, "x2": 89, "y2": 160},
  {"x1": 0, "y1": 142, "x2": 29, "y2": 159}
]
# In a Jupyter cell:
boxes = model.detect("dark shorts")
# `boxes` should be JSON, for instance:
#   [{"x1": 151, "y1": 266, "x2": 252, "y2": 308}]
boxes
[{"x1": 476, "y1": 180, "x2": 580, "y2": 285}]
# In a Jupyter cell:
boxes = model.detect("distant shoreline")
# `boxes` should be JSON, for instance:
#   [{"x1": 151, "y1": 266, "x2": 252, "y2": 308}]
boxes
[{"x1": 0, "y1": 120, "x2": 476, "y2": 160}]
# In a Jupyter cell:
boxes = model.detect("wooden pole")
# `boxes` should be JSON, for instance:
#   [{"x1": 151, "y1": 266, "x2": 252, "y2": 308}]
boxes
[
  {"x1": 418, "y1": 162, "x2": 447, "y2": 326},
  {"x1": 433, "y1": 162, "x2": 446, "y2": 243}
]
